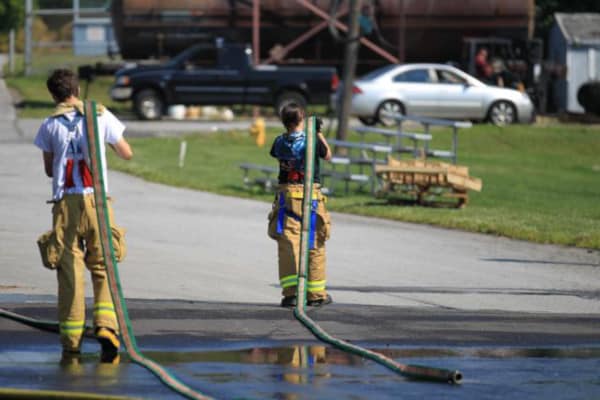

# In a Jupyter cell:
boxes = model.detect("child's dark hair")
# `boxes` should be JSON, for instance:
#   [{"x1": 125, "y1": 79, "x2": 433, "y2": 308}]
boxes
[
  {"x1": 281, "y1": 103, "x2": 305, "y2": 131},
  {"x1": 47, "y1": 69, "x2": 79, "y2": 102}
]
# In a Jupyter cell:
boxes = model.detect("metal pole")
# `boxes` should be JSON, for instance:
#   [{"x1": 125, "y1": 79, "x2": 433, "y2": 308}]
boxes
[
  {"x1": 452, "y1": 126, "x2": 458, "y2": 164},
  {"x1": 9, "y1": 29, "x2": 15, "y2": 74},
  {"x1": 252, "y1": 0, "x2": 260, "y2": 65},
  {"x1": 25, "y1": 0, "x2": 33, "y2": 76},
  {"x1": 398, "y1": 0, "x2": 405, "y2": 63},
  {"x1": 74, "y1": 0, "x2": 80, "y2": 22},
  {"x1": 336, "y1": 0, "x2": 362, "y2": 141},
  {"x1": 294, "y1": 0, "x2": 398, "y2": 63},
  {"x1": 33, "y1": 8, "x2": 106, "y2": 16},
  {"x1": 263, "y1": 7, "x2": 349, "y2": 65},
  {"x1": 178, "y1": 141, "x2": 187, "y2": 168},
  {"x1": 252, "y1": 0, "x2": 260, "y2": 117}
]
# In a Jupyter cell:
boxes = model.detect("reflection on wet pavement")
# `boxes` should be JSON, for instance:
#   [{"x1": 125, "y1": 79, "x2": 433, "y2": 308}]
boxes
[{"x1": 1, "y1": 344, "x2": 599, "y2": 399}]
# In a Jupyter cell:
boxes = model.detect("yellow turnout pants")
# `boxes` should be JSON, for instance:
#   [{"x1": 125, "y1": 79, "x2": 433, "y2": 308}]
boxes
[
  {"x1": 268, "y1": 185, "x2": 331, "y2": 301},
  {"x1": 52, "y1": 194, "x2": 122, "y2": 352}
]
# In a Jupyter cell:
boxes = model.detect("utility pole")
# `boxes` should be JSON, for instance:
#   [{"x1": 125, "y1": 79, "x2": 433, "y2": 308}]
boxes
[
  {"x1": 398, "y1": 0, "x2": 405, "y2": 63},
  {"x1": 74, "y1": 0, "x2": 80, "y2": 21},
  {"x1": 336, "y1": 0, "x2": 362, "y2": 141},
  {"x1": 9, "y1": 30, "x2": 15, "y2": 74},
  {"x1": 252, "y1": 0, "x2": 260, "y2": 66},
  {"x1": 252, "y1": 0, "x2": 261, "y2": 118},
  {"x1": 25, "y1": 0, "x2": 33, "y2": 76}
]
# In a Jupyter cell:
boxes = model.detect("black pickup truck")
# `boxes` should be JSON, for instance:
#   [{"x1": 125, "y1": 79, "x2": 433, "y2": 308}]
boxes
[{"x1": 110, "y1": 43, "x2": 339, "y2": 120}]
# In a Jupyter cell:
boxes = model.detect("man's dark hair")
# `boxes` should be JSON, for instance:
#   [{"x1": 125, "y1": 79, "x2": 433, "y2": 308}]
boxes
[
  {"x1": 281, "y1": 103, "x2": 305, "y2": 131},
  {"x1": 46, "y1": 69, "x2": 79, "y2": 102}
]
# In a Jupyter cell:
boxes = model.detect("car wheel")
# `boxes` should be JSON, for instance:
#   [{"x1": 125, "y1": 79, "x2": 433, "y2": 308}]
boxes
[
  {"x1": 488, "y1": 101, "x2": 516, "y2": 126},
  {"x1": 376, "y1": 100, "x2": 405, "y2": 127},
  {"x1": 275, "y1": 91, "x2": 307, "y2": 116},
  {"x1": 358, "y1": 116, "x2": 377, "y2": 126},
  {"x1": 134, "y1": 89, "x2": 164, "y2": 120}
]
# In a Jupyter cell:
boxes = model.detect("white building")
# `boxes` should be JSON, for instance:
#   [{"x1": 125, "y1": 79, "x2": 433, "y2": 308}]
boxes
[{"x1": 549, "y1": 13, "x2": 600, "y2": 113}]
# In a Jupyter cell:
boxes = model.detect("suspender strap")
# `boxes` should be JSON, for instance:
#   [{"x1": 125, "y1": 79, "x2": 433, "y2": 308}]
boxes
[
  {"x1": 276, "y1": 193, "x2": 286, "y2": 235},
  {"x1": 276, "y1": 192, "x2": 318, "y2": 249},
  {"x1": 308, "y1": 200, "x2": 318, "y2": 249},
  {"x1": 54, "y1": 114, "x2": 83, "y2": 135}
]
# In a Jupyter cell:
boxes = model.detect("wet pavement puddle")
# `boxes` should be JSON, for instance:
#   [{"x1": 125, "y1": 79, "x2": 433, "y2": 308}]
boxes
[{"x1": 1, "y1": 344, "x2": 599, "y2": 399}]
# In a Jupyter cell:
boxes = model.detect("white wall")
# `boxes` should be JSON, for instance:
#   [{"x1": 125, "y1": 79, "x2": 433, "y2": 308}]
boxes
[{"x1": 566, "y1": 46, "x2": 600, "y2": 113}]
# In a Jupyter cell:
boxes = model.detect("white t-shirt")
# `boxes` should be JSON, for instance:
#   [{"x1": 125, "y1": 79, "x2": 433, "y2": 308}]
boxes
[{"x1": 34, "y1": 108, "x2": 125, "y2": 201}]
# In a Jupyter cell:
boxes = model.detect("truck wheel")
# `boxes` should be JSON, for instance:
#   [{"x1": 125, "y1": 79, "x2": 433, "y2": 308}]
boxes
[
  {"x1": 134, "y1": 89, "x2": 164, "y2": 120},
  {"x1": 487, "y1": 100, "x2": 516, "y2": 126},
  {"x1": 275, "y1": 91, "x2": 307, "y2": 116}
]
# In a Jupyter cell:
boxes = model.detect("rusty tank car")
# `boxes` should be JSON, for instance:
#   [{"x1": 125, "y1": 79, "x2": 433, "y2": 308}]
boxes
[{"x1": 110, "y1": 0, "x2": 534, "y2": 72}]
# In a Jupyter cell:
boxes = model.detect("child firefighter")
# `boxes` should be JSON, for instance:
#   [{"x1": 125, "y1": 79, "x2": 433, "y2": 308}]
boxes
[
  {"x1": 268, "y1": 103, "x2": 333, "y2": 308},
  {"x1": 34, "y1": 69, "x2": 132, "y2": 363}
]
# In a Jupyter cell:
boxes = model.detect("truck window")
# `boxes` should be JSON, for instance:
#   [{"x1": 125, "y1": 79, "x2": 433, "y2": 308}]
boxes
[
  {"x1": 218, "y1": 47, "x2": 249, "y2": 70},
  {"x1": 183, "y1": 48, "x2": 218, "y2": 70}
]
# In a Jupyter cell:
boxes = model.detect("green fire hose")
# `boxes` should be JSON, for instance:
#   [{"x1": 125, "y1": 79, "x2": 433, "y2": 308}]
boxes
[
  {"x1": 0, "y1": 387, "x2": 139, "y2": 400},
  {"x1": 293, "y1": 116, "x2": 462, "y2": 384},
  {"x1": 83, "y1": 101, "x2": 215, "y2": 400},
  {"x1": 0, "y1": 108, "x2": 461, "y2": 400},
  {"x1": 0, "y1": 308, "x2": 95, "y2": 338},
  {"x1": 0, "y1": 102, "x2": 214, "y2": 400}
]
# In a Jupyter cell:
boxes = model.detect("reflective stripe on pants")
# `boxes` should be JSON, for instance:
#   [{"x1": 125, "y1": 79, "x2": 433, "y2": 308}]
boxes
[
  {"x1": 53, "y1": 194, "x2": 120, "y2": 351},
  {"x1": 271, "y1": 186, "x2": 330, "y2": 301}
]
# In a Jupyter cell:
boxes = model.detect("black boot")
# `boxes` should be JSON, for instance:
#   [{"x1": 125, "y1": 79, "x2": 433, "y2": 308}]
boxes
[
  {"x1": 280, "y1": 296, "x2": 297, "y2": 308},
  {"x1": 307, "y1": 294, "x2": 333, "y2": 307}
]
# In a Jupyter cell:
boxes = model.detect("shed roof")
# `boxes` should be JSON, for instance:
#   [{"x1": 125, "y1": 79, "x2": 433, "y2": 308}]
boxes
[{"x1": 554, "y1": 13, "x2": 600, "y2": 45}]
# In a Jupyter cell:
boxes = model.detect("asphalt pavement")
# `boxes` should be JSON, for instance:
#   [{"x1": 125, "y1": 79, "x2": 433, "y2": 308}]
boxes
[
  {"x1": 2, "y1": 136, "x2": 598, "y2": 314},
  {"x1": 1, "y1": 56, "x2": 600, "y2": 398}
]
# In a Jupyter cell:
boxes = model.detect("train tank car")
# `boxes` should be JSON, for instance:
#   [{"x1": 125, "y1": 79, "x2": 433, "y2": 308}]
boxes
[{"x1": 110, "y1": 0, "x2": 534, "y2": 72}]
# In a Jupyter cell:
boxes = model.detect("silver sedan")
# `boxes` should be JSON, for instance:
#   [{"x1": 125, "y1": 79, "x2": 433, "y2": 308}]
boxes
[{"x1": 350, "y1": 64, "x2": 534, "y2": 126}]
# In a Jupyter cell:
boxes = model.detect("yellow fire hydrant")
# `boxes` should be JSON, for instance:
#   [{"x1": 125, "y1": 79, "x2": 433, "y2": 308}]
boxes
[{"x1": 250, "y1": 117, "x2": 266, "y2": 147}]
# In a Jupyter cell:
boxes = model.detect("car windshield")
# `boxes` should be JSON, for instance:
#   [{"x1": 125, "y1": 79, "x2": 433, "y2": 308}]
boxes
[{"x1": 359, "y1": 65, "x2": 398, "y2": 81}]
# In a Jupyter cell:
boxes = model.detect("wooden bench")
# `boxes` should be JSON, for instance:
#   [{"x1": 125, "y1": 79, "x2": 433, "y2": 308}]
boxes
[{"x1": 239, "y1": 163, "x2": 278, "y2": 191}]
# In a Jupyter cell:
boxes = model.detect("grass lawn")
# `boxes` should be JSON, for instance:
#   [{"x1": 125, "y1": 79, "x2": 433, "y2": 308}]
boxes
[
  {"x1": 107, "y1": 123, "x2": 600, "y2": 249},
  {"x1": 7, "y1": 74, "x2": 131, "y2": 118},
  {"x1": 5, "y1": 49, "x2": 132, "y2": 118},
  {"x1": 7, "y1": 50, "x2": 599, "y2": 248}
]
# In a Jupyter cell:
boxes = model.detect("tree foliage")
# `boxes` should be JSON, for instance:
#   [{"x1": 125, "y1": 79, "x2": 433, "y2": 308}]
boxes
[
  {"x1": 535, "y1": 0, "x2": 600, "y2": 37},
  {"x1": 0, "y1": 0, "x2": 24, "y2": 33}
]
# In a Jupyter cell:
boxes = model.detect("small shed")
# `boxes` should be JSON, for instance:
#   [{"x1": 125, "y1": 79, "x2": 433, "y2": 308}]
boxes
[
  {"x1": 73, "y1": 18, "x2": 119, "y2": 56},
  {"x1": 548, "y1": 13, "x2": 600, "y2": 113}
]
